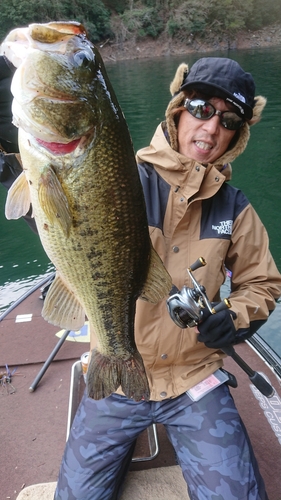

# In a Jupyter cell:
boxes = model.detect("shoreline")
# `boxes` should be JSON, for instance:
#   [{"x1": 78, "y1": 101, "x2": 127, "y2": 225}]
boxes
[{"x1": 99, "y1": 23, "x2": 281, "y2": 62}]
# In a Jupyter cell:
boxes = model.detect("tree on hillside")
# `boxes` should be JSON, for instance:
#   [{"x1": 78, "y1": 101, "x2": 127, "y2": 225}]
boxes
[
  {"x1": 166, "y1": 0, "x2": 209, "y2": 38},
  {"x1": 246, "y1": 0, "x2": 281, "y2": 29},
  {"x1": 103, "y1": 0, "x2": 129, "y2": 13}
]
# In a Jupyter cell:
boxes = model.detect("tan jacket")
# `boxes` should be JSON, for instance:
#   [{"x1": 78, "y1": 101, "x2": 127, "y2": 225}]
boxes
[{"x1": 133, "y1": 123, "x2": 281, "y2": 401}]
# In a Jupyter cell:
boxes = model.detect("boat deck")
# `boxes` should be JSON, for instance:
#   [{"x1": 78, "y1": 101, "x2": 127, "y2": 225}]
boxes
[{"x1": 1, "y1": 281, "x2": 280, "y2": 500}]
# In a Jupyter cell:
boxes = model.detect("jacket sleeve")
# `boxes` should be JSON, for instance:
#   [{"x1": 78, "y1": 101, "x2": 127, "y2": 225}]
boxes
[{"x1": 225, "y1": 203, "x2": 281, "y2": 343}]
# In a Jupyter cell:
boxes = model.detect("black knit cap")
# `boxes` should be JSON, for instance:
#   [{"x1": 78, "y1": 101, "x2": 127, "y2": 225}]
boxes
[{"x1": 180, "y1": 57, "x2": 255, "y2": 120}]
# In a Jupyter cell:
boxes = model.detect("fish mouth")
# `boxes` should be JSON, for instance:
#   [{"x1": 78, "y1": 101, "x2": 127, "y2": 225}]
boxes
[{"x1": 35, "y1": 137, "x2": 81, "y2": 154}]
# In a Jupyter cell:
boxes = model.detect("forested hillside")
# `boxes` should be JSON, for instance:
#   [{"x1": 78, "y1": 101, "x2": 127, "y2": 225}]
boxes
[{"x1": 1, "y1": 0, "x2": 281, "y2": 46}]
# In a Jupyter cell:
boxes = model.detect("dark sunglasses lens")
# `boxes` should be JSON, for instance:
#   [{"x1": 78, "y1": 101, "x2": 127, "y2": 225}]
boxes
[
  {"x1": 186, "y1": 99, "x2": 244, "y2": 130},
  {"x1": 187, "y1": 99, "x2": 214, "y2": 119},
  {"x1": 221, "y1": 112, "x2": 244, "y2": 130}
]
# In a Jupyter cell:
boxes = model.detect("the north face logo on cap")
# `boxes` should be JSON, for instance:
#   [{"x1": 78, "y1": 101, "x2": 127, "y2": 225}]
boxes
[{"x1": 233, "y1": 92, "x2": 246, "y2": 103}]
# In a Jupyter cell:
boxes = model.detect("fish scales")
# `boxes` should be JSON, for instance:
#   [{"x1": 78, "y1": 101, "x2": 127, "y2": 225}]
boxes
[{"x1": 2, "y1": 21, "x2": 172, "y2": 401}]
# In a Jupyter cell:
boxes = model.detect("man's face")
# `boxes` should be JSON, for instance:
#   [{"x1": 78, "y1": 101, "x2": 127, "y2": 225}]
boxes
[{"x1": 177, "y1": 97, "x2": 237, "y2": 163}]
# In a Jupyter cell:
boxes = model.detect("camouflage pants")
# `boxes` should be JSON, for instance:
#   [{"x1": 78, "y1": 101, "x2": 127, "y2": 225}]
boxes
[{"x1": 54, "y1": 384, "x2": 268, "y2": 500}]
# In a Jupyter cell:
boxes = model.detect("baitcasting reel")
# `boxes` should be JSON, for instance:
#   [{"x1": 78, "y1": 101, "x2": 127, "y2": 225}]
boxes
[{"x1": 167, "y1": 257, "x2": 231, "y2": 329}]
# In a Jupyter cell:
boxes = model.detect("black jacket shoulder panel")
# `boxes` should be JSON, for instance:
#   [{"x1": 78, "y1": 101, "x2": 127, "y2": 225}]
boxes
[
  {"x1": 137, "y1": 163, "x2": 250, "y2": 238},
  {"x1": 138, "y1": 162, "x2": 170, "y2": 231},
  {"x1": 200, "y1": 183, "x2": 250, "y2": 240}
]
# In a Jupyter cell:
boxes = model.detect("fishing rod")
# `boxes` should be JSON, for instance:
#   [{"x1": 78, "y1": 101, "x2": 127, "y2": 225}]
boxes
[{"x1": 166, "y1": 257, "x2": 275, "y2": 398}]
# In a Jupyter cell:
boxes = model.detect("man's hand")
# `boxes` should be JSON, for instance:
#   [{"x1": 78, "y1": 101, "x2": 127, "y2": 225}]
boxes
[{"x1": 197, "y1": 308, "x2": 237, "y2": 349}]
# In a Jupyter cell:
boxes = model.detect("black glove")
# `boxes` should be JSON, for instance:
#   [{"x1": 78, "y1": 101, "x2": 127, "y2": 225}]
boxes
[{"x1": 197, "y1": 307, "x2": 237, "y2": 349}]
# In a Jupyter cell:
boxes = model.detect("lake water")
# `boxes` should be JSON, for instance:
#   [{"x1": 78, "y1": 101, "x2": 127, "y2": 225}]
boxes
[{"x1": 0, "y1": 46, "x2": 280, "y2": 356}]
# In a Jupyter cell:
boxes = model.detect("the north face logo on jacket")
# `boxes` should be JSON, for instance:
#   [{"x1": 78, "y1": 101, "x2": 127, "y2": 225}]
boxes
[{"x1": 212, "y1": 220, "x2": 233, "y2": 235}]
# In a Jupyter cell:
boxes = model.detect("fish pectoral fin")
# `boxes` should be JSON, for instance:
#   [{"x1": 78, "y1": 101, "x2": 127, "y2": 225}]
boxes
[
  {"x1": 42, "y1": 273, "x2": 85, "y2": 330},
  {"x1": 140, "y1": 245, "x2": 172, "y2": 303},
  {"x1": 38, "y1": 166, "x2": 72, "y2": 236},
  {"x1": 5, "y1": 171, "x2": 31, "y2": 219}
]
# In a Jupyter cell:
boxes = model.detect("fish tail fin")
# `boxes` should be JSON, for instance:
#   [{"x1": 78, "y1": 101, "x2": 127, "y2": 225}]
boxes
[
  {"x1": 86, "y1": 350, "x2": 119, "y2": 400},
  {"x1": 86, "y1": 349, "x2": 150, "y2": 402},
  {"x1": 120, "y1": 351, "x2": 150, "y2": 401},
  {"x1": 141, "y1": 245, "x2": 172, "y2": 303}
]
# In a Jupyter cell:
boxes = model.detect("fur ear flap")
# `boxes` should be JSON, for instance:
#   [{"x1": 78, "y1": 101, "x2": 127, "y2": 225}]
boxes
[
  {"x1": 248, "y1": 95, "x2": 267, "y2": 126},
  {"x1": 169, "y1": 63, "x2": 189, "y2": 96}
]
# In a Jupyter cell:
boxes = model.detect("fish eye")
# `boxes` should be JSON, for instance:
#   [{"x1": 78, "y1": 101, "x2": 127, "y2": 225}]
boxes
[{"x1": 73, "y1": 51, "x2": 92, "y2": 67}]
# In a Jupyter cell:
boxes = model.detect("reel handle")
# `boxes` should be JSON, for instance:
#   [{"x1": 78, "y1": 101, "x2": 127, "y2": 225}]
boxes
[
  {"x1": 211, "y1": 298, "x2": 232, "y2": 314},
  {"x1": 187, "y1": 258, "x2": 231, "y2": 316},
  {"x1": 188, "y1": 257, "x2": 206, "y2": 272}
]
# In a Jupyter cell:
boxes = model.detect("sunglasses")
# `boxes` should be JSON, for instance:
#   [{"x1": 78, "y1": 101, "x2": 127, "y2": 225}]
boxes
[{"x1": 183, "y1": 98, "x2": 245, "y2": 131}]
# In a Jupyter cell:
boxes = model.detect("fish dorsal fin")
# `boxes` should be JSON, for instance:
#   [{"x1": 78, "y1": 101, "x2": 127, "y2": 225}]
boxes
[
  {"x1": 38, "y1": 166, "x2": 72, "y2": 236},
  {"x1": 140, "y1": 245, "x2": 172, "y2": 303},
  {"x1": 5, "y1": 171, "x2": 31, "y2": 219},
  {"x1": 42, "y1": 273, "x2": 85, "y2": 331}
]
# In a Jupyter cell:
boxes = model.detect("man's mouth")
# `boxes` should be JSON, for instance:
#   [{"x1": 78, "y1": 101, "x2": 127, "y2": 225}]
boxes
[{"x1": 194, "y1": 141, "x2": 213, "y2": 151}]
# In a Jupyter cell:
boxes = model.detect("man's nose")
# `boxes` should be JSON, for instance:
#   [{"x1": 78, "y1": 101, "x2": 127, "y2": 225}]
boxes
[{"x1": 202, "y1": 115, "x2": 220, "y2": 134}]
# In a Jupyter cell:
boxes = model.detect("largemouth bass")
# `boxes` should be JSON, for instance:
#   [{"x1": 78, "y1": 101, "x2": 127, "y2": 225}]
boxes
[{"x1": 2, "y1": 21, "x2": 172, "y2": 401}]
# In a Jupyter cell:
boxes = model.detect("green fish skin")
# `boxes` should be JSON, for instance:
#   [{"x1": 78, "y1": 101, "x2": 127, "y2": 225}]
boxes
[{"x1": 4, "y1": 21, "x2": 172, "y2": 402}]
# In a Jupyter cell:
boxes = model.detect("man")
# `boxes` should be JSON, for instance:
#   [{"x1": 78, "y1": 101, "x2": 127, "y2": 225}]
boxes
[{"x1": 54, "y1": 57, "x2": 281, "y2": 500}]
